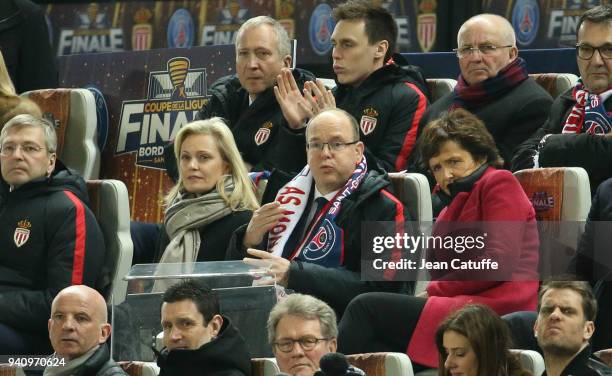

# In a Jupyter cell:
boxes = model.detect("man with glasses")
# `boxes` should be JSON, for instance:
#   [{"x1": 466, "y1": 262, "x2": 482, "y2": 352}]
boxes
[
  {"x1": 156, "y1": 279, "x2": 251, "y2": 375},
  {"x1": 513, "y1": 5, "x2": 612, "y2": 189},
  {"x1": 229, "y1": 108, "x2": 407, "y2": 317},
  {"x1": 268, "y1": 293, "x2": 337, "y2": 376},
  {"x1": 419, "y1": 13, "x2": 552, "y2": 170},
  {"x1": 0, "y1": 114, "x2": 104, "y2": 354}
]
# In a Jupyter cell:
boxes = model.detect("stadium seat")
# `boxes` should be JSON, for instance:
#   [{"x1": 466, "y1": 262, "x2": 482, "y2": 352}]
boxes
[
  {"x1": 514, "y1": 167, "x2": 591, "y2": 276},
  {"x1": 529, "y1": 73, "x2": 579, "y2": 99},
  {"x1": 251, "y1": 358, "x2": 280, "y2": 376},
  {"x1": 511, "y1": 349, "x2": 545, "y2": 376},
  {"x1": 87, "y1": 179, "x2": 134, "y2": 304},
  {"x1": 21, "y1": 88, "x2": 101, "y2": 179},
  {"x1": 319, "y1": 77, "x2": 337, "y2": 90},
  {"x1": 347, "y1": 352, "x2": 414, "y2": 376},
  {"x1": 389, "y1": 172, "x2": 433, "y2": 294},
  {"x1": 425, "y1": 78, "x2": 457, "y2": 102},
  {"x1": 119, "y1": 361, "x2": 160, "y2": 376}
]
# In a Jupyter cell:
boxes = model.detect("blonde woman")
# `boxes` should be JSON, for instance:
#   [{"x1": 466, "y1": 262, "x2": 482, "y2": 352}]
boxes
[{"x1": 155, "y1": 117, "x2": 259, "y2": 263}]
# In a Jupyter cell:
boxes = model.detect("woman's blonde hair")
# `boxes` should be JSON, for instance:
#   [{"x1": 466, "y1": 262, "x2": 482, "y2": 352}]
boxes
[
  {"x1": 0, "y1": 51, "x2": 16, "y2": 96},
  {"x1": 165, "y1": 117, "x2": 259, "y2": 211},
  {"x1": 0, "y1": 51, "x2": 42, "y2": 129}
]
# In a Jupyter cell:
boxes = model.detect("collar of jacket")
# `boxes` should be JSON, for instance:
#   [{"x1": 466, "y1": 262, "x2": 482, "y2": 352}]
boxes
[
  {"x1": 0, "y1": 0, "x2": 23, "y2": 32},
  {"x1": 436, "y1": 163, "x2": 490, "y2": 206}
]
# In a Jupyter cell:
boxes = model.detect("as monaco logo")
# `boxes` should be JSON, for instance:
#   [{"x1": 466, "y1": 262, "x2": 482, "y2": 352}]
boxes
[
  {"x1": 14, "y1": 220, "x2": 31, "y2": 248},
  {"x1": 360, "y1": 107, "x2": 379, "y2": 136},
  {"x1": 254, "y1": 128, "x2": 270, "y2": 145}
]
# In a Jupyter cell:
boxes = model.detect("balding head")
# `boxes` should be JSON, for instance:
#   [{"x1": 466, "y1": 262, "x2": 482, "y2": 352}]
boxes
[
  {"x1": 456, "y1": 14, "x2": 518, "y2": 85},
  {"x1": 48, "y1": 285, "x2": 111, "y2": 360}
]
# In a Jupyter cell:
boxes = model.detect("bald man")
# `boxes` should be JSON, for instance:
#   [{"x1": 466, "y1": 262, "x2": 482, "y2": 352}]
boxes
[
  {"x1": 418, "y1": 14, "x2": 552, "y2": 170},
  {"x1": 45, "y1": 285, "x2": 126, "y2": 376}
]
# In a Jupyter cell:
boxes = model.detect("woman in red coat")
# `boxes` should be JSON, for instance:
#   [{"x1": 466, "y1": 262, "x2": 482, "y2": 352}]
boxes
[{"x1": 337, "y1": 109, "x2": 539, "y2": 369}]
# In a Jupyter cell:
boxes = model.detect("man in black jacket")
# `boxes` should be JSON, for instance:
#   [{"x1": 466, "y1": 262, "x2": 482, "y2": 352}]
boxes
[
  {"x1": 535, "y1": 280, "x2": 612, "y2": 376},
  {"x1": 0, "y1": 114, "x2": 105, "y2": 354},
  {"x1": 275, "y1": 0, "x2": 430, "y2": 173},
  {"x1": 419, "y1": 13, "x2": 552, "y2": 170},
  {"x1": 512, "y1": 5, "x2": 612, "y2": 189},
  {"x1": 157, "y1": 279, "x2": 251, "y2": 376},
  {"x1": 45, "y1": 285, "x2": 126, "y2": 376},
  {"x1": 229, "y1": 109, "x2": 408, "y2": 316},
  {"x1": 164, "y1": 15, "x2": 314, "y2": 179}
]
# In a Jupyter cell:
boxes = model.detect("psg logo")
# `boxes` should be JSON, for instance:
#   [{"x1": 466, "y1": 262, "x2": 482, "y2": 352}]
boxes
[{"x1": 303, "y1": 219, "x2": 337, "y2": 261}]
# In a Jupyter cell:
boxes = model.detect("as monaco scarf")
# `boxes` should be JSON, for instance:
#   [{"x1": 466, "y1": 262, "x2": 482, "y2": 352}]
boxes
[
  {"x1": 267, "y1": 157, "x2": 368, "y2": 267},
  {"x1": 562, "y1": 82, "x2": 612, "y2": 134}
]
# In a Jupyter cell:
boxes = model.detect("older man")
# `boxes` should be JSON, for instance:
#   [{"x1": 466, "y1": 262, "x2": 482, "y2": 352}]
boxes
[
  {"x1": 268, "y1": 294, "x2": 337, "y2": 376},
  {"x1": 157, "y1": 279, "x2": 251, "y2": 376},
  {"x1": 45, "y1": 285, "x2": 126, "y2": 376},
  {"x1": 275, "y1": 0, "x2": 429, "y2": 172},
  {"x1": 164, "y1": 16, "x2": 314, "y2": 179},
  {"x1": 513, "y1": 5, "x2": 612, "y2": 187},
  {"x1": 535, "y1": 280, "x2": 611, "y2": 375},
  {"x1": 228, "y1": 108, "x2": 407, "y2": 316},
  {"x1": 420, "y1": 13, "x2": 552, "y2": 168},
  {"x1": 0, "y1": 114, "x2": 104, "y2": 353}
]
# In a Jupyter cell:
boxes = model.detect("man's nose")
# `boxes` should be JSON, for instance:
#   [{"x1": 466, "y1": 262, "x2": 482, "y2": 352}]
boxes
[
  {"x1": 170, "y1": 327, "x2": 183, "y2": 340},
  {"x1": 591, "y1": 48, "x2": 605, "y2": 65}
]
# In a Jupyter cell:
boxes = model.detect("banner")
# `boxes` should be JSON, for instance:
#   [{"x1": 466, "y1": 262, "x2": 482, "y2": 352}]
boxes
[
  {"x1": 483, "y1": 0, "x2": 607, "y2": 48},
  {"x1": 58, "y1": 45, "x2": 235, "y2": 222}
]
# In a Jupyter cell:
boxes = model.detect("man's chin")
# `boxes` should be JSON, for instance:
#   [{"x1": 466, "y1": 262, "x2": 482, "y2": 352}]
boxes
[{"x1": 290, "y1": 364, "x2": 315, "y2": 376}]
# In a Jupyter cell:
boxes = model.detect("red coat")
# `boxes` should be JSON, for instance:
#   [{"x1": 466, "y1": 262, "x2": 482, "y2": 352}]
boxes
[{"x1": 406, "y1": 167, "x2": 539, "y2": 367}]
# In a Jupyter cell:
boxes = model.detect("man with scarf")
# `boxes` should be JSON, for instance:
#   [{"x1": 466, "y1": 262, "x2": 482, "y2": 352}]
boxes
[
  {"x1": 418, "y1": 13, "x2": 553, "y2": 170},
  {"x1": 228, "y1": 109, "x2": 409, "y2": 317},
  {"x1": 512, "y1": 5, "x2": 612, "y2": 190}
]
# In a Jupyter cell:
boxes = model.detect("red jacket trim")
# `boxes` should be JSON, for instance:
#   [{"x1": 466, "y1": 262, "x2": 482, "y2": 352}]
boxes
[
  {"x1": 63, "y1": 190, "x2": 86, "y2": 285},
  {"x1": 395, "y1": 82, "x2": 427, "y2": 171},
  {"x1": 380, "y1": 189, "x2": 405, "y2": 280}
]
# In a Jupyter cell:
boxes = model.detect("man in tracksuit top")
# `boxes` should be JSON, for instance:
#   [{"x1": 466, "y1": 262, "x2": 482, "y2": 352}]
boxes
[
  {"x1": 0, "y1": 114, "x2": 105, "y2": 354},
  {"x1": 164, "y1": 15, "x2": 315, "y2": 181},
  {"x1": 275, "y1": 0, "x2": 430, "y2": 173}
]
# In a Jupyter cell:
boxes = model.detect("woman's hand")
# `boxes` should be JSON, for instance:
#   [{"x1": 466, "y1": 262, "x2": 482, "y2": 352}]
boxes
[{"x1": 243, "y1": 201, "x2": 285, "y2": 248}]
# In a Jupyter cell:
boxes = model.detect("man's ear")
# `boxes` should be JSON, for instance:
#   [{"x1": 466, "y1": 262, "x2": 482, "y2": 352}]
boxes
[
  {"x1": 99, "y1": 323, "x2": 112, "y2": 344},
  {"x1": 208, "y1": 314, "x2": 224, "y2": 338},
  {"x1": 584, "y1": 320, "x2": 595, "y2": 341},
  {"x1": 47, "y1": 153, "x2": 56, "y2": 177},
  {"x1": 509, "y1": 46, "x2": 518, "y2": 61},
  {"x1": 328, "y1": 337, "x2": 337, "y2": 353},
  {"x1": 283, "y1": 55, "x2": 292, "y2": 69},
  {"x1": 533, "y1": 317, "x2": 540, "y2": 338},
  {"x1": 374, "y1": 40, "x2": 389, "y2": 61}
]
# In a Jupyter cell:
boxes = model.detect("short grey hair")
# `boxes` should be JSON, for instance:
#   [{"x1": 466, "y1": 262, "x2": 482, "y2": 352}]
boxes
[
  {"x1": 457, "y1": 13, "x2": 516, "y2": 47},
  {"x1": 0, "y1": 114, "x2": 57, "y2": 153},
  {"x1": 235, "y1": 16, "x2": 292, "y2": 58},
  {"x1": 267, "y1": 294, "x2": 338, "y2": 344},
  {"x1": 306, "y1": 108, "x2": 360, "y2": 141}
]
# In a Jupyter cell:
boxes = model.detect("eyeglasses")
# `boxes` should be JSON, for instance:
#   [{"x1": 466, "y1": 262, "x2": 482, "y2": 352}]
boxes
[
  {"x1": 576, "y1": 44, "x2": 612, "y2": 60},
  {"x1": 453, "y1": 44, "x2": 513, "y2": 58},
  {"x1": 273, "y1": 337, "x2": 331, "y2": 353},
  {"x1": 0, "y1": 143, "x2": 47, "y2": 157},
  {"x1": 306, "y1": 140, "x2": 359, "y2": 152}
]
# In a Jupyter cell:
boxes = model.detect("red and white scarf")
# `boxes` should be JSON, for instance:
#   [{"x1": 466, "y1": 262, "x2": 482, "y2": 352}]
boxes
[{"x1": 562, "y1": 82, "x2": 612, "y2": 134}]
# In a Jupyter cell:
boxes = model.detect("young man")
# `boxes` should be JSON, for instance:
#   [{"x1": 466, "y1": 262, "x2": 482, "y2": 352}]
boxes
[
  {"x1": 157, "y1": 279, "x2": 251, "y2": 376},
  {"x1": 275, "y1": 0, "x2": 429, "y2": 172}
]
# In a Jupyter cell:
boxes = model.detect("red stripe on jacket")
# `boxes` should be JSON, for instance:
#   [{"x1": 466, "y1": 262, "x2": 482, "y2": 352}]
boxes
[
  {"x1": 380, "y1": 189, "x2": 405, "y2": 280},
  {"x1": 63, "y1": 190, "x2": 87, "y2": 285},
  {"x1": 395, "y1": 83, "x2": 427, "y2": 171}
]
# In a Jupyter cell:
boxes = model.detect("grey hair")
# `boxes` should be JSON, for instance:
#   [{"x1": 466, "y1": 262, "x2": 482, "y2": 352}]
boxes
[
  {"x1": 0, "y1": 114, "x2": 57, "y2": 153},
  {"x1": 267, "y1": 294, "x2": 338, "y2": 344},
  {"x1": 235, "y1": 16, "x2": 292, "y2": 58},
  {"x1": 457, "y1": 13, "x2": 516, "y2": 47},
  {"x1": 305, "y1": 108, "x2": 360, "y2": 141}
]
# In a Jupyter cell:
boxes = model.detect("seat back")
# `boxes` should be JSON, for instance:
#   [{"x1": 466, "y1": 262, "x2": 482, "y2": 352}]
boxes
[
  {"x1": 87, "y1": 179, "x2": 133, "y2": 304},
  {"x1": 388, "y1": 172, "x2": 433, "y2": 224},
  {"x1": 119, "y1": 361, "x2": 160, "y2": 376},
  {"x1": 514, "y1": 167, "x2": 591, "y2": 276},
  {"x1": 511, "y1": 349, "x2": 545, "y2": 376},
  {"x1": 426, "y1": 78, "x2": 457, "y2": 102},
  {"x1": 347, "y1": 352, "x2": 414, "y2": 376},
  {"x1": 319, "y1": 77, "x2": 337, "y2": 90},
  {"x1": 250, "y1": 358, "x2": 280, "y2": 376},
  {"x1": 21, "y1": 88, "x2": 100, "y2": 179},
  {"x1": 529, "y1": 73, "x2": 578, "y2": 99}
]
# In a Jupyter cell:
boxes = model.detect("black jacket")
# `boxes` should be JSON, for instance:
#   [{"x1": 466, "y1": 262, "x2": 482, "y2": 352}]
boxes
[
  {"x1": 568, "y1": 177, "x2": 612, "y2": 351},
  {"x1": 0, "y1": 0, "x2": 57, "y2": 93},
  {"x1": 228, "y1": 168, "x2": 410, "y2": 316},
  {"x1": 154, "y1": 210, "x2": 253, "y2": 262},
  {"x1": 67, "y1": 344, "x2": 128, "y2": 376},
  {"x1": 157, "y1": 316, "x2": 251, "y2": 376},
  {"x1": 422, "y1": 76, "x2": 552, "y2": 169},
  {"x1": 0, "y1": 162, "x2": 105, "y2": 334},
  {"x1": 543, "y1": 346, "x2": 612, "y2": 376},
  {"x1": 512, "y1": 87, "x2": 612, "y2": 188},
  {"x1": 334, "y1": 54, "x2": 430, "y2": 172}
]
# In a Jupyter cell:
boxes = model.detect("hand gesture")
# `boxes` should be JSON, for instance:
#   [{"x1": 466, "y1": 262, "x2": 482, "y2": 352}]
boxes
[
  {"x1": 243, "y1": 201, "x2": 285, "y2": 248},
  {"x1": 303, "y1": 79, "x2": 336, "y2": 116},
  {"x1": 274, "y1": 68, "x2": 314, "y2": 130},
  {"x1": 243, "y1": 248, "x2": 291, "y2": 286}
]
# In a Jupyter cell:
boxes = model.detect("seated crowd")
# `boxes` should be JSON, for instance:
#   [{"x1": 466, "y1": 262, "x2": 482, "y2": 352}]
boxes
[{"x1": 1, "y1": 1, "x2": 612, "y2": 375}]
